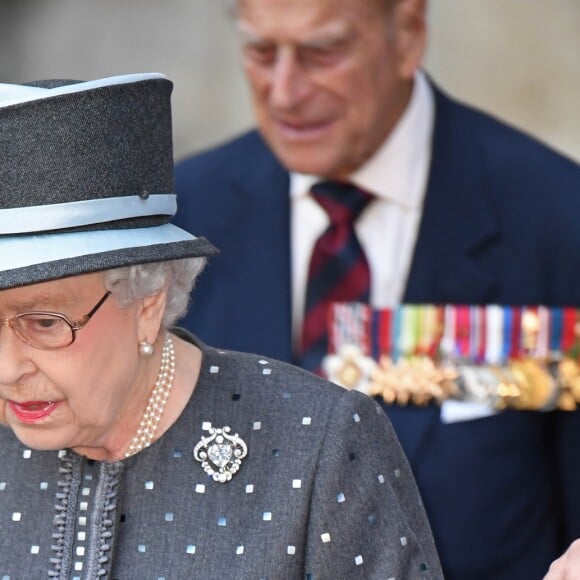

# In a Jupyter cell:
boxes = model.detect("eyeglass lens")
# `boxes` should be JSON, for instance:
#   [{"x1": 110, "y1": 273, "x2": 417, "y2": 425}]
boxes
[{"x1": 13, "y1": 314, "x2": 74, "y2": 349}]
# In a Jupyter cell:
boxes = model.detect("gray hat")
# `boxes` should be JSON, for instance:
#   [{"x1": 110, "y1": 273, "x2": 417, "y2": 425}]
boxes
[{"x1": 0, "y1": 72, "x2": 217, "y2": 290}]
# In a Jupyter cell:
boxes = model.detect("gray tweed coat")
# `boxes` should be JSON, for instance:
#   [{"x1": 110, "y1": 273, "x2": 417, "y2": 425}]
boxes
[{"x1": 0, "y1": 333, "x2": 442, "y2": 579}]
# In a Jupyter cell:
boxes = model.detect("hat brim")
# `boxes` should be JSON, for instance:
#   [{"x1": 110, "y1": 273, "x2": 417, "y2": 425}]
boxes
[{"x1": 0, "y1": 225, "x2": 218, "y2": 290}]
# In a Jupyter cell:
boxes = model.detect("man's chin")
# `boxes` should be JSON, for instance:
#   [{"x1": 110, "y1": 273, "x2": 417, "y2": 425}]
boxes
[{"x1": 270, "y1": 145, "x2": 344, "y2": 178}]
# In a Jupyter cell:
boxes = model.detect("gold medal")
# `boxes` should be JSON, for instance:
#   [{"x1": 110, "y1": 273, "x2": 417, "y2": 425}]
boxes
[
  {"x1": 558, "y1": 357, "x2": 580, "y2": 407},
  {"x1": 368, "y1": 356, "x2": 458, "y2": 406},
  {"x1": 558, "y1": 391, "x2": 577, "y2": 411},
  {"x1": 507, "y1": 359, "x2": 555, "y2": 410},
  {"x1": 322, "y1": 344, "x2": 377, "y2": 394},
  {"x1": 490, "y1": 366, "x2": 521, "y2": 410},
  {"x1": 337, "y1": 360, "x2": 364, "y2": 389}
]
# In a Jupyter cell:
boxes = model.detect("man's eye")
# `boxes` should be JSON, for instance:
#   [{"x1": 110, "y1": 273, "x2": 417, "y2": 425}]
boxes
[
  {"x1": 244, "y1": 44, "x2": 276, "y2": 65},
  {"x1": 302, "y1": 47, "x2": 342, "y2": 67}
]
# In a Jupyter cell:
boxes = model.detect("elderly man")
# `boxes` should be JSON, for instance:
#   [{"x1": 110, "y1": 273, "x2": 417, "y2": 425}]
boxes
[{"x1": 174, "y1": 0, "x2": 580, "y2": 578}]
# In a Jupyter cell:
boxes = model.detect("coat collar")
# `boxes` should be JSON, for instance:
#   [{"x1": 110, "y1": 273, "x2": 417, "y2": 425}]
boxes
[{"x1": 227, "y1": 131, "x2": 288, "y2": 203}]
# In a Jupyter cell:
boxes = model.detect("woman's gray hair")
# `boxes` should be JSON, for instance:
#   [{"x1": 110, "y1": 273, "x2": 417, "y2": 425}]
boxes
[{"x1": 103, "y1": 257, "x2": 207, "y2": 328}]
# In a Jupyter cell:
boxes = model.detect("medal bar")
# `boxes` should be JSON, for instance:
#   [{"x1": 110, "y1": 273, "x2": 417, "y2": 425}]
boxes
[{"x1": 323, "y1": 303, "x2": 580, "y2": 411}]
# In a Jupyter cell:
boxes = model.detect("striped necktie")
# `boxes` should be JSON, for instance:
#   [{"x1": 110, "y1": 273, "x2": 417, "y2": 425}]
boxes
[{"x1": 298, "y1": 181, "x2": 373, "y2": 374}]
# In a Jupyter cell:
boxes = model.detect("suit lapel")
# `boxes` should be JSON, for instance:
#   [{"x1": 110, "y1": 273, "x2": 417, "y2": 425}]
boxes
[
  {"x1": 404, "y1": 85, "x2": 501, "y2": 305},
  {"x1": 399, "y1": 86, "x2": 502, "y2": 462},
  {"x1": 227, "y1": 137, "x2": 294, "y2": 362}
]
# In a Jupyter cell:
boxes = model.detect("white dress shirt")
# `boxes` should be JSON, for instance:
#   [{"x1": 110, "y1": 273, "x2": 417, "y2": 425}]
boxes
[{"x1": 290, "y1": 72, "x2": 435, "y2": 347}]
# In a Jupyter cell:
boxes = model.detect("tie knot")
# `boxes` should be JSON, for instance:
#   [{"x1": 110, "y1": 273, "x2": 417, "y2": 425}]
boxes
[{"x1": 311, "y1": 181, "x2": 373, "y2": 226}]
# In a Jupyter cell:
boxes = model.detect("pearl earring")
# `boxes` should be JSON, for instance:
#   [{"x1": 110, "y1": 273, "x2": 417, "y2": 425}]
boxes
[{"x1": 139, "y1": 340, "x2": 155, "y2": 358}]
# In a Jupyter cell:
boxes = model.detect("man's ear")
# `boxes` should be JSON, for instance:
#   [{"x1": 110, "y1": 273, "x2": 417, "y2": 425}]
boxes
[
  {"x1": 137, "y1": 290, "x2": 168, "y2": 345},
  {"x1": 393, "y1": 0, "x2": 427, "y2": 80}
]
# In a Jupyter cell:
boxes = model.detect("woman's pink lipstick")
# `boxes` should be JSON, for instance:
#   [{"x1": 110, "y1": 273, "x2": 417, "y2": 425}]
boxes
[{"x1": 8, "y1": 401, "x2": 59, "y2": 423}]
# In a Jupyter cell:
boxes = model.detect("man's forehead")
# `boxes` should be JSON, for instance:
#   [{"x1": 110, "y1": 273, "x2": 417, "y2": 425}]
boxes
[
  {"x1": 236, "y1": 17, "x2": 352, "y2": 46},
  {"x1": 235, "y1": 0, "x2": 381, "y2": 41}
]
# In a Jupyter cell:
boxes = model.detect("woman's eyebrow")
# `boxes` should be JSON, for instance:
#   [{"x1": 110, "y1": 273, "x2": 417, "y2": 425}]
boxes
[{"x1": 6, "y1": 293, "x2": 72, "y2": 312}]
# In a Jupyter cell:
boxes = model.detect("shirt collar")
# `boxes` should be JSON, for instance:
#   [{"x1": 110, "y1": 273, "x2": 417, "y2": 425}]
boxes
[{"x1": 290, "y1": 71, "x2": 435, "y2": 210}]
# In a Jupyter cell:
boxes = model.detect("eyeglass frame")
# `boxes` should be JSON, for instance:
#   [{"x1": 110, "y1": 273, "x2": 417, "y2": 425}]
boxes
[{"x1": 0, "y1": 291, "x2": 111, "y2": 350}]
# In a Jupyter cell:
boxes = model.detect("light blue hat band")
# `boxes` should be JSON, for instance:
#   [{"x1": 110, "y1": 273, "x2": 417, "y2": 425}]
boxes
[{"x1": 0, "y1": 194, "x2": 176, "y2": 234}]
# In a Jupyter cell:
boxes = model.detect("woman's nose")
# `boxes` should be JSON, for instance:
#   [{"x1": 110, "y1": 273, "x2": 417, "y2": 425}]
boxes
[{"x1": 0, "y1": 326, "x2": 36, "y2": 386}]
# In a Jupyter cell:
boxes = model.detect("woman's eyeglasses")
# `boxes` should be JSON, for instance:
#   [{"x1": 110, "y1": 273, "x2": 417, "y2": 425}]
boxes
[{"x1": 0, "y1": 291, "x2": 111, "y2": 350}]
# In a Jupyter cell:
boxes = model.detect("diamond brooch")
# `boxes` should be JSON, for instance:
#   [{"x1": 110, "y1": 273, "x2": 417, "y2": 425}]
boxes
[{"x1": 193, "y1": 424, "x2": 248, "y2": 483}]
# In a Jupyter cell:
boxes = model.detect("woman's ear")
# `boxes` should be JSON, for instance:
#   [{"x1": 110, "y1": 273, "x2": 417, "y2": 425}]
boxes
[{"x1": 137, "y1": 290, "x2": 168, "y2": 345}]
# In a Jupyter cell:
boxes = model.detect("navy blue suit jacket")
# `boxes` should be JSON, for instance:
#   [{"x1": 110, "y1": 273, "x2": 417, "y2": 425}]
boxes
[{"x1": 175, "y1": 85, "x2": 580, "y2": 579}]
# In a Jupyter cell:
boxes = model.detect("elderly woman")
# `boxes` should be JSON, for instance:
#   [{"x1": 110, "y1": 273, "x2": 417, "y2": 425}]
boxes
[{"x1": 0, "y1": 74, "x2": 442, "y2": 578}]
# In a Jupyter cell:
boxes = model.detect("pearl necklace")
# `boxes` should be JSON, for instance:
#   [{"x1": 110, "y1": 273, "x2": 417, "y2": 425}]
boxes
[{"x1": 125, "y1": 334, "x2": 176, "y2": 458}]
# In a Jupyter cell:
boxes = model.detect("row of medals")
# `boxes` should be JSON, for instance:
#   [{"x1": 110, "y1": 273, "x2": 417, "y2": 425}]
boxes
[
  {"x1": 359, "y1": 355, "x2": 580, "y2": 411},
  {"x1": 323, "y1": 306, "x2": 580, "y2": 412}
]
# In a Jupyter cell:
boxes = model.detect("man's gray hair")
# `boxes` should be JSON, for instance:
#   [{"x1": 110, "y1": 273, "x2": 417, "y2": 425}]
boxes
[{"x1": 103, "y1": 258, "x2": 207, "y2": 327}]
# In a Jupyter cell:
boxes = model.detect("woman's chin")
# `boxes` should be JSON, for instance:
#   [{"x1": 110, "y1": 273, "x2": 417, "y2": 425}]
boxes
[{"x1": 10, "y1": 425, "x2": 72, "y2": 452}]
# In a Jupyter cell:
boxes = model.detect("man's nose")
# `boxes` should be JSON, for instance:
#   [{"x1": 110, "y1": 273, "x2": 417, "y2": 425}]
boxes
[{"x1": 269, "y1": 49, "x2": 312, "y2": 110}]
